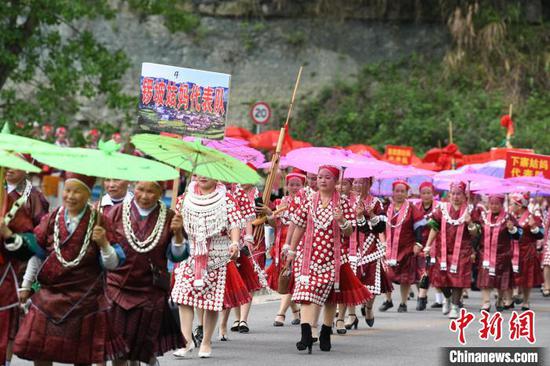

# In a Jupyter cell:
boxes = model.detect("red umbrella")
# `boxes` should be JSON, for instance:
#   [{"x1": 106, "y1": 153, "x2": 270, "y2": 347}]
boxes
[
  {"x1": 346, "y1": 144, "x2": 382, "y2": 160},
  {"x1": 225, "y1": 125, "x2": 255, "y2": 140},
  {"x1": 249, "y1": 129, "x2": 312, "y2": 155}
]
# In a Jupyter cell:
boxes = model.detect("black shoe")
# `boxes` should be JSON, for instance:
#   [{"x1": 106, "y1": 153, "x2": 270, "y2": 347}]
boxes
[
  {"x1": 230, "y1": 320, "x2": 240, "y2": 332},
  {"x1": 238, "y1": 321, "x2": 249, "y2": 333},
  {"x1": 194, "y1": 325, "x2": 203, "y2": 345},
  {"x1": 291, "y1": 310, "x2": 301, "y2": 325},
  {"x1": 495, "y1": 305, "x2": 505, "y2": 312},
  {"x1": 513, "y1": 296, "x2": 523, "y2": 305},
  {"x1": 365, "y1": 306, "x2": 374, "y2": 328},
  {"x1": 379, "y1": 300, "x2": 393, "y2": 312},
  {"x1": 430, "y1": 302, "x2": 443, "y2": 309},
  {"x1": 397, "y1": 303, "x2": 407, "y2": 313},
  {"x1": 416, "y1": 297, "x2": 428, "y2": 311},
  {"x1": 503, "y1": 303, "x2": 515, "y2": 310},
  {"x1": 360, "y1": 305, "x2": 366, "y2": 317},
  {"x1": 296, "y1": 323, "x2": 313, "y2": 354},
  {"x1": 409, "y1": 291, "x2": 414, "y2": 299},
  {"x1": 344, "y1": 314, "x2": 359, "y2": 330},
  {"x1": 521, "y1": 306, "x2": 530, "y2": 311},
  {"x1": 335, "y1": 319, "x2": 347, "y2": 335},
  {"x1": 319, "y1": 324, "x2": 332, "y2": 352}
]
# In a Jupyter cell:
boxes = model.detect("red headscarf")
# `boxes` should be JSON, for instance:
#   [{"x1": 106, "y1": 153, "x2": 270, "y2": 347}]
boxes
[
  {"x1": 318, "y1": 165, "x2": 340, "y2": 180},
  {"x1": 286, "y1": 168, "x2": 306, "y2": 185},
  {"x1": 510, "y1": 192, "x2": 529, "y2": 207},
  {"x1": 65, "y1": 172, "x2": 96, "y2": 194},
  {"x1": 392, "y1": 180, "x2": 410, "y2": 191},
  {"x1": 488, "y1": 194, "x2": 505, "y2": 205},
  {"x1": 419, "y1": 181, "x2": 435, "y2": 193},
  {"x1": 450, "y1": 181, "x2": 467, "y2": 194}
]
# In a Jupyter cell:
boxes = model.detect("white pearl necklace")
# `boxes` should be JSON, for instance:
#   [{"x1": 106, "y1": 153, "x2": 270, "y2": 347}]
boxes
[
  {"x1": 53, "y1": 206, "x2": 96, "y2": 268},
  {"x1": 388, "y1": 201, "x2": 409, "y2": 229},
  {"x1": 481, "y1": 211, "x2": 507, "y2": 228},
  {"x1": 4, "y1": 180, "x2": 32, "y2": 226},
  {"x1": 441, "y1": 203, "x2": 473, "y2": 226},
  {"x1": 122, "y1": 199, "x2": 167, "y2": 253}
]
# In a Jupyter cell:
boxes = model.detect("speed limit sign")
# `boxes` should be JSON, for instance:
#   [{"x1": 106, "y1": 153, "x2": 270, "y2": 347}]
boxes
[{"x1": 250, "y1": 102, "x2": 271, "y2": 125}]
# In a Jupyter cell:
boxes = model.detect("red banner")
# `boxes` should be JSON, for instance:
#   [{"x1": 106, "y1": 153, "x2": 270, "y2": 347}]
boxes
[
  {"x1": 385, "y1": 145, "x2": 413, "y2": 165},
  {"x1": 505, "y1": 151, "x2": 550, "y2": 178}
]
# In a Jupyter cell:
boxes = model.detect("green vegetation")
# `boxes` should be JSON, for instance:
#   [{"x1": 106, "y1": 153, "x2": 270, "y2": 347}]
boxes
[{"x1": 293, "y1": 2, "x2": 550, "y2": 155}]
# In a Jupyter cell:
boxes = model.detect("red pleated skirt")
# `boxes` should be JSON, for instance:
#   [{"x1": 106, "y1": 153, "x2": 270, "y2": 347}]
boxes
[
  {"x1": 224, "y1": 262, "x2": 252, "y2": 309},
  {"x1": 0, "y1": 306, "x2": 19, "y2": 362},
  {"x1": 237, "y1": 254, "x2": 262, "y2": 293},
  {"x1": 386, "y1": 253, "x2": 419, "y2": 285},
  {"x1": 14, "y1": 305, "x2": 127, "y2": 364},
  {"x1": 514, "y1": 245, "x2": 544, "y2": 288},
  {"x1": 110, "y1": 299, "x2": 184, "y2": 362},
  {"x1": 327, "y1": 263, "x2": 373, "y2": 306},
  {"x1": 358, "y1": 261, "x2": 393, "y2": 294}
]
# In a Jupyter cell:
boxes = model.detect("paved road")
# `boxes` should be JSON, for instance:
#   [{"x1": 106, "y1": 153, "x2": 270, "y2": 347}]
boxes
[{"x1": 11, "y1": 286, "x2": 549, "y2": 365}]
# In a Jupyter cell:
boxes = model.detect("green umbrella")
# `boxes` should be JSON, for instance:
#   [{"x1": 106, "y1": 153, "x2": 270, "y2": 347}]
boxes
[
  {"x1": 31, "y1": 139, "x2": 179, "y2": 181},
  {"x1": 0, "y1": 150, "x2": 41, "y2": 173},
  {"x1": 131, "y1": 133, "x2": 261, "y2": 184},
  {"x1": 0, "y1": 122, "x2": 59, "y2": 154}
]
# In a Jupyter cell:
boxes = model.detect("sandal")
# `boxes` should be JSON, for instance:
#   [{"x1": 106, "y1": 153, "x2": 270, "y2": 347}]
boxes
[
  {"x1": 273, "y1": 314, "x2": 285, "y2": 327},
  {"x1": 238, "y1": 320, "x2": 250, "y2": 333},
  {"x1": 230, "y1": 320, "x2": 240, "y2": 332},
  {"x1": 291, "y1": 309, "x2": 301, "y2": 325},
  {"x1": 335, "y1": 319, "x2": 347, "y2": 335},
  {"x1": 345, "y1": 314, "x2": 358, "y2": 330}
]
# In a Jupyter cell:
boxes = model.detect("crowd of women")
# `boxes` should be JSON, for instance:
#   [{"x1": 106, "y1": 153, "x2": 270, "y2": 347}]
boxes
[{"x1": 1, "y1": 155, "x2": 549, "y2": 365}]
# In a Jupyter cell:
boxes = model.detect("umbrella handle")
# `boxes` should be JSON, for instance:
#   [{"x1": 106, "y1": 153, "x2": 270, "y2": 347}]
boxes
[
  {"x1": 0, "y1": 166, "x2": 6, "y2": 217},
  {"x1": 171, "y1": 169, "x2": 181, "y2": 210}
]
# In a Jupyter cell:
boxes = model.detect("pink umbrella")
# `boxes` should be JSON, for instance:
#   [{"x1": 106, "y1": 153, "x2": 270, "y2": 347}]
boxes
[
  {"x1": 507, "y1": 174, "x2": 550, "y2": 191},
  {"x1": 259, "y1": 156, "x2": 289, "y2": 170},
  {"x1": 476, "y1": 182, "x2": 549, "y2": 195},
  {"x1": 183, "y1": 136, "x2": 266, "y2": 166},
  {"x1": 375, "y1": 165, "x2": 436, "y2": 179},
  {"x1": 285, "y1": 147, "x2": 369, "y2": 174}
]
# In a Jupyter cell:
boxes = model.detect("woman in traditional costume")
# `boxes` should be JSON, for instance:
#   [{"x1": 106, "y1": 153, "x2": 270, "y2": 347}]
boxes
[
  {"x1": 286, "y1": 165, "x2": 371, "y2": 354},
  {"x1": 379, "y1": 180, "x2": 421, "y2": 313},
  {"x1": 413, "y1": 181, "x2": 438, "y2": 311},
  {"x1": 471, "y1": 195, "x2": 519, "y2": 311},
  {"x1": 12, "y1": 173, "x2": 127, "y2": 365},
  {"x1": 171, "y1": 176, "x2": 250, "y2": 358},
  {"x1": 425, "y1": 181, "x2": 475, "y2": 319},
  {"x1": 225, "y1": 182, "x2": 266, "y2": 334},
  {"x1": 0, "y1": 165, "x2": 49, "y2": 365},
  {"x1": 105, "y1": 181, "x2": 187, "y2": 365},
  {"x1": 100, "y1": 179, "x2": 132, "y2": 216},
  {"x1": 264, "y1": 170, "x2": 305, "y2": 327},
  {"x1": 341, "y1": 177, "x2": 391, "y2": 330},
  {"x1": 509, "y1": 193, "x2": 544, "y2": 310}
]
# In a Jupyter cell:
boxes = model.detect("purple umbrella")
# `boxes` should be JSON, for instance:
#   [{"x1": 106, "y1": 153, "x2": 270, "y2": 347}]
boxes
[
  {"x1": 457, "y1": 160, "x2": 505, "y2": 178},
  {"x1": 507, "y1": 174, "x2": 550, "y2": 191}
]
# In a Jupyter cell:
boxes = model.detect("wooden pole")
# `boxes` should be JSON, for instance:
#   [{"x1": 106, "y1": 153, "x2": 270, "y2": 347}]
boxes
[
  {"x1": 254, "y1": 66, "x2": 303, "y2": 235},
  {"x1": 448, "y1": 119, "x2": 456, "y2": 170},
  {"x1": 0, "y1": 167, "x2": 5, "y2": 216},
  {"x1": 506, "y1": 104, "x2": 513, "y2": 148}
]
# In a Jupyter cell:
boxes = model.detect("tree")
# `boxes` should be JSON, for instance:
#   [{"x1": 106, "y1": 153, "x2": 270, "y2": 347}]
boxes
[{"x1": 0, "y1": 0, "x2": 198, "y2": 140}]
